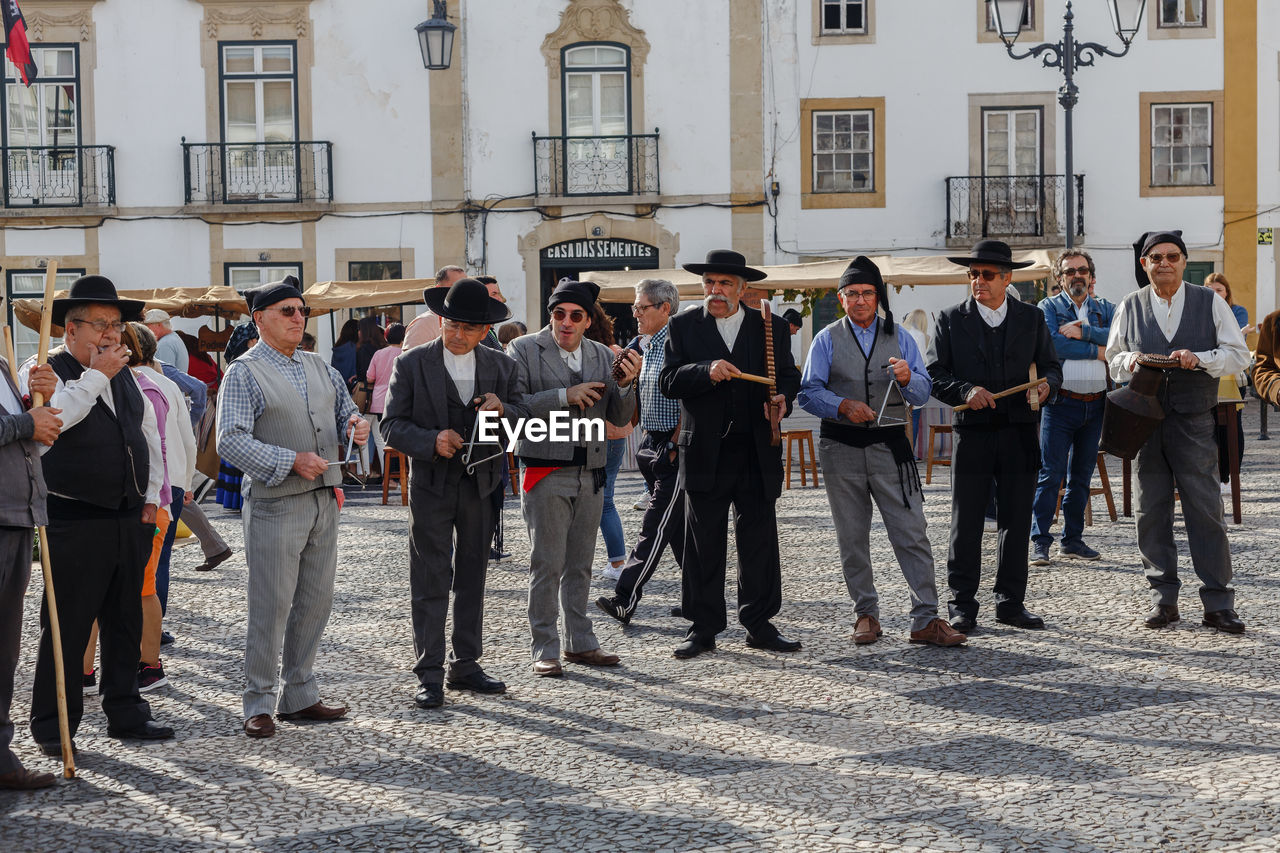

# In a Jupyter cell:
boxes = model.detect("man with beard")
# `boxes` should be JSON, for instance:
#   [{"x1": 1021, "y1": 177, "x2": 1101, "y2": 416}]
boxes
[{"x1": 1029, "y1": 250, "x2": 1115, "y2": 566}]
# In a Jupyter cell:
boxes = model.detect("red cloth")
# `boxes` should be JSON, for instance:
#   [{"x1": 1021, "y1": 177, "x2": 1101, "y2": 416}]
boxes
[
  {"x1": 2, "y1": 1, "x2": 36, "y2": 86},
  {"x1": 521, "y1": 466, "x2": 558, "y2": 493}
]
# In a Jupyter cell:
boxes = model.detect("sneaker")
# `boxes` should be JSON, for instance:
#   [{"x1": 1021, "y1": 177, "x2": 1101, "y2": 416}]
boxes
[
  {"x1": 632, "y1": 494, "x2": 650, "y2": 511},
  {"x1": 1057, "y1": 541, "x2": 1101, "y2": 561},
  {"x1": 489, "y1": 547, "x2": 511, "y2": 563},
  {"x1": 1030, "y1": 541, "x2": 1051, "y2": 567},
  {"x1": 595, "y1": 596, "x2": 632, "y2": 627},
  {"x1": 82, "y1": 669, "x2": 97, "y2": 695},
  {"x1": 137, "y1": 662, "x2": 168, "y2": 693},
  {"x1": 602, "y1": 563, "x2": 623, "y2": 581}
]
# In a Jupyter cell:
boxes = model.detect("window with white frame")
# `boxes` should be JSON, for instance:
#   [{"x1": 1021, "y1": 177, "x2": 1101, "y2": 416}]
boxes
[
  {"x1": 812, "y1": 110, "x2": 874, "y2": 193},
  {"x1": 225, "y1": 264, "x2": 302, "y2": 292},
  {"x1": 985, "y1": 1, "x2": 1033, "y2": 31},
  {"x1": 1157, "y1": 0, "x2": 1205, "y2": 27},
  {"x1": 1150, "y1": 103, "x2": 1212, "y2": 186},
  {"x1": 5, "y1": 270, "x2": 80, "y2": 363},
  {"x1": 821, "y1": 0, "x2": 867, "y2": 34}
]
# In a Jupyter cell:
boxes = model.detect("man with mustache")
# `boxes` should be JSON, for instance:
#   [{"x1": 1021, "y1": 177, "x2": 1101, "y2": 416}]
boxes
[{"x1": 1029, "y1": 251, "x2": 1116, "y2": 567}]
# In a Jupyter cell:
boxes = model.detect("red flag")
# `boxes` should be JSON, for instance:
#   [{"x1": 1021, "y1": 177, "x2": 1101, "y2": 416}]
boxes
[{"x1": 2, "y1": 0, "x2": 37, "y2": 87}]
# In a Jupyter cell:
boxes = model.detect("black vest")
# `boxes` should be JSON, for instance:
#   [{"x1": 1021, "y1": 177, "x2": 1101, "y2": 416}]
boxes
[
  {"x1": 444, "y1": 380, "x2": 475, "y2": 485},
  {"x1": 43, "y1": 351, "x2": 150, "y2": 513}
]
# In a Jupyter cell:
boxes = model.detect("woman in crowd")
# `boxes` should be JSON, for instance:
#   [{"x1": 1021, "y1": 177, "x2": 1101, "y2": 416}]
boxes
[
  {"x1": 364, "y1": 322, "x2": 404, "y2": 479},
  {"x1": 331, "y1": 318, "x2": 359, "y2": 388},
  {"x1": 583, "y1": 302, "x2": 632, "y2": 580},
  {"x1": 1205, "y1": 273, "x2": 1249, "y2": 493}
]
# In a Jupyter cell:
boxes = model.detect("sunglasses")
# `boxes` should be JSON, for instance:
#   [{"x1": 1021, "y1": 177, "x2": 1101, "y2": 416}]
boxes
[
  {"x1": 265, "y1": 305, "x2": 311, "y2": 318},
  {"x1": 1146, "y1": 252, "x2": 1182, "y2": 264},
  {"x1": 551, "y1": 308, "x2": 587, "y2": 323},
  {"x1": 1060, "y1": 266, "x2": 1091, "y2": 277},
  {"x1": 968, "y1": 269, "x2": 1003, "y2": 282}
]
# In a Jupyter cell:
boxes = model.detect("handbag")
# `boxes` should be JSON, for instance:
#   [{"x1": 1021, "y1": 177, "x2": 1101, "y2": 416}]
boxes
[{"x1": 350, "y1": 381, "x2": 371, "y2": 414}]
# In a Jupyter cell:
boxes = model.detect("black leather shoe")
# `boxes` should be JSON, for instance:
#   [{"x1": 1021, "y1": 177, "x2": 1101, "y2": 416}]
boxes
[
  {"x1": 673, "y1": 636, "x2": 715, "y2": 659},
  {"x1": 37, "y1": 740, "x2": 76, "y2": 757},
  {"x1": 414, "y1": 684, "x2": 444, "y2": 709},
  {"x1": 995, "y1": 608, "x2": 1046, "y2": 630},
  {"x1": 669, "y1": 605, "x2": 683, "y2": 618},
  {"x1": 950, "y1": 615, "x2": 977, "y2": 634},
  {"x1": 1202, "y1": 609, "x2": 1245, "y2": 634},
  {"x1": 107, "y1": 719, "x2": 175, "y2": 741},
  {"x1": 746, "y1": 633, "x2": 802, "y2": 652},
  {"x1": 1144, "y1": 604, "x2": 1180, "y2": 629},
  {"x1": 595, "y1": 596, "x2": 632, "y2": 626},
  {"x1": 446, "y1": 669, "x2": 506, "y2": 694}
]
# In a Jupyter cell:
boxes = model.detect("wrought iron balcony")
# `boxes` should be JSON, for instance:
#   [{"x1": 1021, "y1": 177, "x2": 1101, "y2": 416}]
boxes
[
  {"x1": 2, "y1": 145, "x2": 115, "y2": 207},
  {"x1": 945, "y1": 174, "x2": 1084, "y2": 241},
  {"x1": 182, "y1": 140, "x2": 333, "y2": 204},
  {"x1": 533, "y1": 132, "x2": 659, "y2": 197}
]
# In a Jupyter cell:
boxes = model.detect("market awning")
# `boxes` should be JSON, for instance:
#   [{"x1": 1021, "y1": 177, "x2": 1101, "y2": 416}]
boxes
[
  {"x1": 12, "y1": 285, "x2": 249, "y2": 336},
  {"x1": 302, "y1": 279, "x2": 430, "y2": 316}
]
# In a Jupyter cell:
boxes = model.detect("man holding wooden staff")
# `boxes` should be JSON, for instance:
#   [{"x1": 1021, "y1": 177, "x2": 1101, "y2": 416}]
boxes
[
  {"x1": 927, "y1": 241, "x2": 1061, "y2": 634},
  {"x1": 659, "y1": 249, "x2": 801, "y2": 659}
]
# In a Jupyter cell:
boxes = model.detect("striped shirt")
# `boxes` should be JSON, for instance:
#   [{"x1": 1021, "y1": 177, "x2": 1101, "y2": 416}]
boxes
[
  {"x1": 638, "y1": 324, "x2": 680, "y2": 431},
  {"x1": 217, "y1": 342, "x2": 358, "y2": 487}
]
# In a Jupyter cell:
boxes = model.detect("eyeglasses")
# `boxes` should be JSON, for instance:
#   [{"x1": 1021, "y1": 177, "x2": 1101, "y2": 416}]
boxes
[
  {"x1": 1146, "y1": 252, "x2": 1182, "y2": 264},
  {"x1": 1060, "y1": 266, "x2": 1091, "y2": 277},
  {"x1": 264, "y1": 305, "x2": 311, "y2": 318},
  {"x1": 632, "y1": 303, "x2": 659, "y2": 316},
  {"x1": 442, "y1": 319, "x2": 485, "y2": 334},
  {"x1": 968, "y1": 269, "x2": 1003, "y2": 282},
  {"x1": 551, "y1": 308, "x2": 587, "y2": 323},
  {"x1": 70, "y1": 319, "x2": 126, "y2": 334},
  {"x1": 840, "y1": 290, "x2": 877, "y2": 303}
]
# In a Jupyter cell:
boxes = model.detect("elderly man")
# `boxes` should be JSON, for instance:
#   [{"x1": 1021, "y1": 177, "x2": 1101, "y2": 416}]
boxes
[
  {"x1": 596, "y1": 278, "x2": 685, "y2": 626},
  {"x1": 217, "y1": 276, "x2": 369, "y2": 737},
  {"x1": 26, "y1": 276, "x2": 174, "y2": 751},
  {"x1": 1105, "y1": 231, "x2": 1250, "y2": 633},
  {"x1": 143, "y1": 309, "x2": 189, "y2": 373},
  {"x1": 1030, "y1": 250, "x2": 1116, "y2": 566},
  {"x1": 660, "y1": 249, "x2": 801, "y2": 659},
  {"x1": 928, "y1": 240, "x2": 1061, "y2": 634},
  {"x1": 0, "y1": 317, "x2": 60, "y2": 790},
  {"x1": 509, "y1": 279, "x2": 639, "y2": 676},
  {"x1": 798, "y1": 257, "x2": 965, "y2": 647},
  {"x1": 381, "y1": 279, "x2": 526, "y2": 709},
  {"x1": 403, "y1": 265, "x2": 467, "y2": 350}
]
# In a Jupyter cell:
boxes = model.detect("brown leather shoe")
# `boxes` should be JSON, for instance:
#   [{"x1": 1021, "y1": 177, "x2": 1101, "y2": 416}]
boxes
[
  {"x1": 1144, "y1": 604, "x2": 1180, "y2": 629},
  {"x1": 276, "y1": 701, "x2": 348, "y2": 722},
  {"x1": 853, "y1": 614, "x2": 882, "y2": 645},
  {"x1": 910, "y1": 617, "x2": 967, "y2": 647},
  {"x1": 0, "y1": 767, "x2": 57, "y2": 790},
  {"x1": 532, "y1": 658, "x2": 563, "y2": 677},
  {"x1": 243, "y1": 714, "x2": 276, "y2": 738},
  {"x1": 564, "y1": 648, "x2": 620, "y2": 666}
]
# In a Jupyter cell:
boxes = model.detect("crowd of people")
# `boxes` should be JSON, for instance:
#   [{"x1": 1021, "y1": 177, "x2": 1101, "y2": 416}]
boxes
[{"x1": 1, "y1": 230, "x2": 1272, "y2": 785}]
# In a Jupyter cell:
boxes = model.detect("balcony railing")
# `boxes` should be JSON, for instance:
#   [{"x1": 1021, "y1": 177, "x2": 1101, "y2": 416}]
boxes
[
  {"x1": 182, "y1": 140, "x2": 333, "y2": 204},
  {"x1": 533, "y1": 132, "x2": 659, "y2": 197},
  {"x1": 2, "y1": 145, "x2": 115, "y2": 207},
  {"x1": 945, "y1": 174, "x2": 1084, "y2": 241}
]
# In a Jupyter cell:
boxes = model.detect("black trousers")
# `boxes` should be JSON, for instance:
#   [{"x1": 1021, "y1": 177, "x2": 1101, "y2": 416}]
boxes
[
  {"x1": 946, "y1": 423, "x2": 1039, "y2": 620},
  {"x1": 1, "y1": 526, "x2": 33, "y2": 773},
  {"x1": 31, "y1": 514, "x2": 153, "y2": 743},
  {"x1": 613, "y1": 430, "x2": 685, "y2": 614},
  {"x1": 681, "y1": 434, "x2": 782, "y2": 642}
]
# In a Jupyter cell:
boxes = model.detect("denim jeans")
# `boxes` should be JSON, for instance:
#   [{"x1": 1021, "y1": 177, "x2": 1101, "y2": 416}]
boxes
[
  {"x1": 156, "y1": 487, "x2": 185, "y2": 614},
  {"x1": 598, "y1": 437, "x2": 627, "y2": 563},
  {"x1": 1031, "y1": 395, "x2": 1106, "y2": 548}
]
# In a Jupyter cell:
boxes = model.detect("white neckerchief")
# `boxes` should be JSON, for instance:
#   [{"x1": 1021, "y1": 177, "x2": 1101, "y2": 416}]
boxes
[
  {"x1": 715, "y1": 306, "x2": 746, "y2": 350},
  {"x1": 975, "y1": 298, "x2": 1009, "y2": 328},
  {"x1": 442, "y1": 346, "x2": 476, "y2": 402},
  {"x1": 556, "y1": 341, "x2": 582, "y2": 373}
]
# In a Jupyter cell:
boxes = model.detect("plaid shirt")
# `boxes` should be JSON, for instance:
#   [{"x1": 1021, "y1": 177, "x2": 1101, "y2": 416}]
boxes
[
  {"x1": 217, "y1": 342, "x2": 357, "y2": 487},
  {"x1": 638, "y1": 324, "x2": 680, "y2": 431}
]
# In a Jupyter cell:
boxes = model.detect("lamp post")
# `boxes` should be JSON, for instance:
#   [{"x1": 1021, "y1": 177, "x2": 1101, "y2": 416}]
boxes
[
  {"x1": 415, "y1": 0, "x2": 456, "y2": 70},
  {"x1": 990, "y1": 0, "x2": 1146, "y2": 249}
]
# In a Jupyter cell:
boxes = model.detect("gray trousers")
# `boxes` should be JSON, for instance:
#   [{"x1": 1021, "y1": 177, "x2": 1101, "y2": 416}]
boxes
[
  {"x1": 521, "y1": 466, "x2": 603, "y2": 661},
  {"x1": 0, "y1": 526, "x2": 32, "y2": 774},
  {"x1": 820, "y1": 438, "x2": 939, "y2": 631},
  {"x1": 181, "y1": 501, "x2": 228, "y2": 560},
  {"x1": 1135, "y1": 409, "x2": 1234, "y2": 611},
  {"x1": 242, "y1": 488, "x2": 338, "y2": 718}
]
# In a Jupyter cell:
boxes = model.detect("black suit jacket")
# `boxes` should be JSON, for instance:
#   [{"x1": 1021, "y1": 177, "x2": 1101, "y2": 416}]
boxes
[
  {"x1": 660, "y1": 306, "x2": 800, "y2": 499},
  {"x1": 927, "y1": 297, "x2": 1062, "y2": 426},
  {"x1": 380, "y1": 340, "x2": 527, "y2": 497}
]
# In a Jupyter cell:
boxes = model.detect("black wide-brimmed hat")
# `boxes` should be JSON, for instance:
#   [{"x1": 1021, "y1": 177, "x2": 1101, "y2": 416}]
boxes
[
  {"x1": 946, "y1": 239, "x2": 1033, "y2": 270},
  {"x1": 51, "y1": 275, "x2": 146, "y2": 326},
  {"x1": 425, "y1": 277, "x2": 512, "y2": 324},
  {"x1": 681, "y1": 249, "x2": 768, "y2": 282}
]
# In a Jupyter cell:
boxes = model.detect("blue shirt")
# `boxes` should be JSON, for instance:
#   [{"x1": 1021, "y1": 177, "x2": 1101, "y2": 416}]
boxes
[
  {"x1": 798, "y1": 317, "x2": 931, "y2": 419},
  {"x1": 637, "y1": 325, "x2": 680, "y2": 431}
]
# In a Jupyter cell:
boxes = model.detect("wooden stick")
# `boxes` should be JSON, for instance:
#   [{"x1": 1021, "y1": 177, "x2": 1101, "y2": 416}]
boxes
[
  {"x1": 1028, "y1": 364, "x2": 1040, "y2": 413},
  {"x1": 760, "y1": 302, "x2": 781, "y2": 446},
  {"x1": 953, "y1": 377, "x2": 1045, "y2": 412},
  {"x1": 2, "y1": 327, "x2": 17, "y2": 385},
  {"x1": 734, "y1": 371, "x2": 774, "y2": 386},
  {"x1": 30, "y1": 262, "x2": 75, "y2": 778}
]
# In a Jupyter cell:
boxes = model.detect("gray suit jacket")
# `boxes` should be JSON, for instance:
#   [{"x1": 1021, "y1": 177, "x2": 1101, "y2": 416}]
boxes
[
  {"x1": 0, "y1": 356, "x2": 47, "y2": 527},
  {"x1": 507, "y1": 327, "x2": 635, "y2": 468},
  {"x1": 381, "y1": 340, "x2": 527, "y2": 498}
]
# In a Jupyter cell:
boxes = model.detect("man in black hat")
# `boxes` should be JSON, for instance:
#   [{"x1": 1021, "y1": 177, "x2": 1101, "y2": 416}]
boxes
[
  {"x1": 928, "y1": 240, "x2": 1061, "y2": 634},
  {"x1": 26, "y1": 275, "x2": 174, "y2": 751},
  {"x1": 508, "y1": 279, "x2": 639, "y2": 677},
  {"x1": 381, "y1": 279, "x2": 528, "y2": 708},
  {"x1": 217, "y1": 276, "x2": 370, "y2": 738},
  {"x1": 660, "y1": 249, "x2": 801, "y2": 659},
  {"x1": 1104, "y1": 231, "x2": 1249, "y2": 633},
  {"x1": 798, "y1": 257, "x2": 966, "y2": 647}
]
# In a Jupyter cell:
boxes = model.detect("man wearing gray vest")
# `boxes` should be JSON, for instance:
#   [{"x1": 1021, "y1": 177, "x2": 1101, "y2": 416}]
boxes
[
  {"x1": 1105, "y1": 231, "x2": 1249, "y2": 633},
  {"x1": 798, "y1": 258, "x2": 966, "y2": 647},
  {"x1": 217, "y1": 277, "x2": 370, "y2": 737}
]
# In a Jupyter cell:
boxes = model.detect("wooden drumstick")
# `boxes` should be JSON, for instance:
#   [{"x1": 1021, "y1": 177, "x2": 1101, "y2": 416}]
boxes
[
  {"x1": 1029, "y1": 364, "x2": 1040, "y2": 413},
  {"x1": 953, "y1": 378, "x2": 1045, "y2": 412}
]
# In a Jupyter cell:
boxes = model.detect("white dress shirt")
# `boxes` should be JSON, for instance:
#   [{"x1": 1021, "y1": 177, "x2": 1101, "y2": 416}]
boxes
[
  {"x1": 1105, "y1": 283, "x2": 1251, "y2": 382},
  {"x1": 554, "y1": 342, "x2": 583, "y2": 407},
  {"x1": 975, "y1": 298, "x2": 1009, "y2": 328},
  {"x1": 715, "y1": 306, "x2": 746, "y2": 350},
  {"x1": 1061, "y1": 297, "x2": 1108, "y2": 393},
  {"x1": 442, "y1": 346, "x2": 477, "y2": 403}
]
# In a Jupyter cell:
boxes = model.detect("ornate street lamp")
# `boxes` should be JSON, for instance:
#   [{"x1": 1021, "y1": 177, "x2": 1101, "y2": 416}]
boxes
[
  {"x1": 415, "y1": 0, "x2": 456, "y2": 71},
  {"x1": 988, "y1": 0, "x2": 1147, "y2": 248}
]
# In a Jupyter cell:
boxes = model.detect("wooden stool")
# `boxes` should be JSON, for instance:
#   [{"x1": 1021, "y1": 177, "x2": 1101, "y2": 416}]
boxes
[
  {"x1": 925, "y1": 424, "x2": 952, "y2": 484},
  {"x1": 782, "y1": 429, "x2": 819, "y2": 489},
  {"x1": 1053, "y1": 452, "x2": 1118, "y2": 526},
  {"x1": 381, "y1": 448, "x2": 408, "y2": 506}
]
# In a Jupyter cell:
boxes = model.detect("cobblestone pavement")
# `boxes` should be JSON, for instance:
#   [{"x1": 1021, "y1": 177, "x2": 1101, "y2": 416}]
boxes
[{"x1": 4, "y1": 416, "x2": 1280, "y2": 852}]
